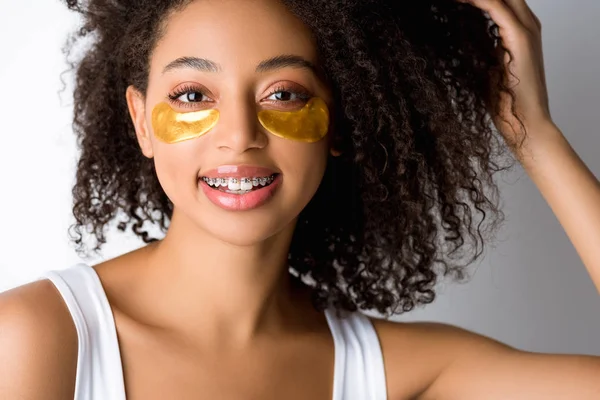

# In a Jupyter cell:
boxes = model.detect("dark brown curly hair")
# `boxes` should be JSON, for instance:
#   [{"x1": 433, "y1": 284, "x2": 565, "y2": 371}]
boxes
[{"x1": 63, "y1": 0, "x2": 519, "y2": 317}]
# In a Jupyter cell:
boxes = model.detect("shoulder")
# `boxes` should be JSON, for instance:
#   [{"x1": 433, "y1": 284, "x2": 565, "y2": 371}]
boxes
[
  {"x1": 0, "y1": 278, "x2": 78, "y2": 399},
  {"x1": 371, "y1": 317, "x2": 600, "y2": 400},
  {"x1": 369, "y1": 317, "x2": 514, "y2": 400}
]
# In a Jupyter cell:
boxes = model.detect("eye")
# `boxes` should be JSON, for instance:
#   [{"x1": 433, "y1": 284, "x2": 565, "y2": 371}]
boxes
[
  {"x1": 175, "y1": 90, "x2": 208, "y2": 103},
  {"x1": 167, "y1": 84, "x2": 213, "y2": 109},
  {"x1": 267, "y1": 90, "x2": 306, "y2": 102}
]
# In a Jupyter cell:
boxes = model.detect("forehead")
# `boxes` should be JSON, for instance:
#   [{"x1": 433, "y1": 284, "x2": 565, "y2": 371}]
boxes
[{"x1": 151, "y1": 0, "x2": 319, "y2": 74}]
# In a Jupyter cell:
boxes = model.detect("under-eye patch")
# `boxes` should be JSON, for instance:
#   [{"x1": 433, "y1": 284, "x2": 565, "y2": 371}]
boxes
[
  {"x1": 151, "y1": 102, "x2": 220, "y2": 144},
  {"x1": 151, "y1": 97, "x2": 329, "y2": 144},
  {"x1": 258, "y1": 97, "x2": 329, "y2": 143}
]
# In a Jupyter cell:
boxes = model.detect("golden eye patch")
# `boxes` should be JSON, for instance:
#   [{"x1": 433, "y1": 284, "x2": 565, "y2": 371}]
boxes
[
  {"x1": 258, "y1": 97, "x2": 330, "y2": 143},
  {"x1": 151, "y1": 97, "x2": 329, "y2": 144},
  {"x1": 151, "y1": 102, "x2": 220, "y2": 144}
]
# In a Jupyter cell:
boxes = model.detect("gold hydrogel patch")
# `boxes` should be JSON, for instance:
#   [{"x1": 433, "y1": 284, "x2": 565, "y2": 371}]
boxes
[
  {"x1": 151, "y1": 102, "x2": 220, "y2": 144},
  {"x1": 258, "y1": 97, "x2": 330, "y2": 143}
]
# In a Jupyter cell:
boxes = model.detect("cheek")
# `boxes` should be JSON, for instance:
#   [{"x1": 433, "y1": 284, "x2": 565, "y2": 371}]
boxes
[
  {"x1": 279, "y1": 140, "x2": 329, "y2": 198},
  {"x1": 151, "y1": 142, "x2": 199, "y2": 199}
]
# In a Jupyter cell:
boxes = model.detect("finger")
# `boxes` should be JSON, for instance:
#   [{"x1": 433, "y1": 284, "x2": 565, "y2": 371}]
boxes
[
  {"x1": 501, "y1": 0, "x2": 539, "y2": 32},
  {"x1": 458, "y1": 0, "x2": 524, "y2": 36}
]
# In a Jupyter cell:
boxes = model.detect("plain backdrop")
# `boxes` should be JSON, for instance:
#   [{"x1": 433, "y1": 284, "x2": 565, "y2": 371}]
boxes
[{"x1": 0, "y1": 0, "x2": 599, "y2": 355}]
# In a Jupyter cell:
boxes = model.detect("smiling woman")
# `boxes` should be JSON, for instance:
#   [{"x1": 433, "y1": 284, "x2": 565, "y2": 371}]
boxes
[{"x1": 1, "y1": 0, "x2": 600, "y2": 399}]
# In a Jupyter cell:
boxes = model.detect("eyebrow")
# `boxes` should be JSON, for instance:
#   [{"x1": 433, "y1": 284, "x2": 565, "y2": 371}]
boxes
[{"x1": 161, "y1": 54, "x2": 318, "y2": 75}]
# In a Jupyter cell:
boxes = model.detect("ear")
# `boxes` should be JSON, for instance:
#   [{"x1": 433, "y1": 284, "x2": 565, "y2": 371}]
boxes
[
  {"x1": 328, "y1": 131, "x2": 342, "y2": 157},
  {"x1": 126, "y1": 85, "x2": 154, "y2": 159},
  {"x1": 327, "y1": 118, "x2": 342, "y2": 157}
]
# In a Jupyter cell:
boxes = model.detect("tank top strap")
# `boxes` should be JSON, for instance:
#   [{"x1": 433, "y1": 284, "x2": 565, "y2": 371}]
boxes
[
  {"x1": 324, "y1": 308, "x2": 388, "y2": 400},
  {"x1": 38, "y1": 264, "x2": 126, "y2": 400}
]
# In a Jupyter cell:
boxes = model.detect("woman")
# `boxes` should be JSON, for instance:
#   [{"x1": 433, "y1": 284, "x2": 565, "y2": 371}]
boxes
[{"x1": 1, "y1": 0, "x2": 599, "y2": 398}]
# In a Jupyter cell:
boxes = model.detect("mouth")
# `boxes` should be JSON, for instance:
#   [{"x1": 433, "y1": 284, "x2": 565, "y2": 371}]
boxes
[{"x1": 200, "y1": 173, "x2": 280, "y2": 195}]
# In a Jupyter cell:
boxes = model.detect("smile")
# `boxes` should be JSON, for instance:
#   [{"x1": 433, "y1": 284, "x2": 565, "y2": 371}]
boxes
[
  {"x1": 201, "y1": 174, "x2": 277, "y2": 194},
  {"x1": 199, "y1": 174, "x2": 282, "y2": 211}
]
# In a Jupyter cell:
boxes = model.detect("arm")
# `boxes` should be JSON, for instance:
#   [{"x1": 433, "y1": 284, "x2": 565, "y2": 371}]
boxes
[
  {"x1": 419, "y1": 323, "x2": 600, "y2": 400},
  {"x1": 0, "y1": 280, "x2": 78, "y2": 399},
  {"x1": 414, "y1": 2, "x2": 600, "y2": 399},
  {"x1": 458, "y1": 0, "x2": 600, "y2": 291},
  {"x1": 518, "y1": 122, "x2": 600, "y2": 291},
  {"x1": 375, "y1": 320, "x2": 600, "y2": 400}
]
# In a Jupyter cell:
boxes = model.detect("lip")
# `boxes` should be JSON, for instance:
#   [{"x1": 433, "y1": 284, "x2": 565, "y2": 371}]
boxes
[
  {"x1": 201, "y1": 164, "x2": 279, "y2": 179},
  {"x1": 199, "y1": 173, "x2": 282, "y2": 211}
]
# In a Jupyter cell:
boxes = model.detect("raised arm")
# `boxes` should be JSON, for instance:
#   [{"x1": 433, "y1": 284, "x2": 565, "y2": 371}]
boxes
[
  {"x1": 411, "y1": 1, "x2": 600, "y2": 398},
  {"x1": 459, "y1": 0, "x2": 600, "y2": 291}
]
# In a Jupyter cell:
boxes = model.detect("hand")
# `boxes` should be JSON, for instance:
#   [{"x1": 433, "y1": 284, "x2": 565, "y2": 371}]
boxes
[{"x1": 459, "y1": 0, "x2": 553, "y2": 149}]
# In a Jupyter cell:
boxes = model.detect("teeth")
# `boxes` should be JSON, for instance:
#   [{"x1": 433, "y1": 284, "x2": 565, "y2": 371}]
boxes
[
  {"x1": 240, "y1": 178, "x2": 253, "y2": 191},
  {"x1": 203, "y1": 175, "x2": 275, "y2": 190},
  {"x1": 227, "y1": 178, "x2": 241, "y2": 191}
]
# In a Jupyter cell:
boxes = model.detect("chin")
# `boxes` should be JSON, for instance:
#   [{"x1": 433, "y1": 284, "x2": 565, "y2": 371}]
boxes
[{"x1": 197, "y1": 210, "x2": 297, "y2": 248}]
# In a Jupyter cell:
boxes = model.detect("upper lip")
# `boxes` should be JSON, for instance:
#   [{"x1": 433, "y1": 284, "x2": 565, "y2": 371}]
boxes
[{"x1": 200, "y1": 164, "x2": 279, "y2": 179}]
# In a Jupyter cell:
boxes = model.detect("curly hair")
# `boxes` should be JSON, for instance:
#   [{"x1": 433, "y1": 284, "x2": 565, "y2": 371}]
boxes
[{"x1": 63, "y1": 0, "x2": 518, "y2": 317}]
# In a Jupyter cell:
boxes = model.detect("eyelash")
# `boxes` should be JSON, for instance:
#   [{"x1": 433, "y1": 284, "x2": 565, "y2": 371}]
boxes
[{"x1": 167, "y1": 83, "x2": 311, "y2": 109}]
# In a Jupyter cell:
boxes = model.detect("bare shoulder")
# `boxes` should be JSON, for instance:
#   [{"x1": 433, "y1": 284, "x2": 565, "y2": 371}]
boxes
[
  {"x1": 369, "y1": 317, "x2": 489, "y2": 399},
  {"x1": 0, "y1": 279, "x2": 78, "y2": 399},
  {"x1": 370, "y1": 317, "x2": 600, "y2": 400}
]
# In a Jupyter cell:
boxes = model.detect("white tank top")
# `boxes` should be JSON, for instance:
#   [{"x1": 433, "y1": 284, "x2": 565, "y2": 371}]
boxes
[{"x1": 37, "y1": 264, "x2": 388, "y2": 400}]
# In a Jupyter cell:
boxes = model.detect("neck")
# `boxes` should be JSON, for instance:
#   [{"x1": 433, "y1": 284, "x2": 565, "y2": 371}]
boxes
[{"x1": 134, "y1": 209, "x2": 309, "y2": 347}]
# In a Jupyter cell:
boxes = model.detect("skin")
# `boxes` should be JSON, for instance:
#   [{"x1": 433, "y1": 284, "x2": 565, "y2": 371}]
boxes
[{"x1": 0, "y1": 0, "x2": 599, "y2": 399}]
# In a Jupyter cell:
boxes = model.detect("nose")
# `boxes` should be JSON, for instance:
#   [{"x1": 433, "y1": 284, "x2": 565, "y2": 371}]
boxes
[{"x1": 210, "y1": 97, "x2": 268, "y2": 154}]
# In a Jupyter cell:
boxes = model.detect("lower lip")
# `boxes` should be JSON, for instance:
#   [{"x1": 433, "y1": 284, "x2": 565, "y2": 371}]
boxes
[{"x1": 199, "y1": 175, "x2": 282, "y2": 211}]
